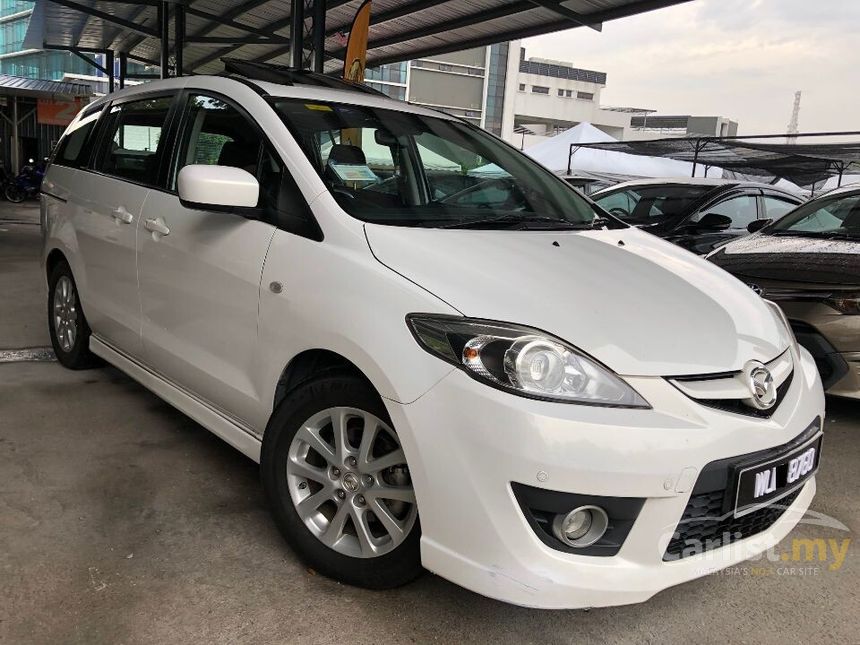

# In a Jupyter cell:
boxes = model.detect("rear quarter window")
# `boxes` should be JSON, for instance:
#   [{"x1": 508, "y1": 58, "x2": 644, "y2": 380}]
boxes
[{"x1": 52, "y1": 106, "x2": 103, "y2": 168}]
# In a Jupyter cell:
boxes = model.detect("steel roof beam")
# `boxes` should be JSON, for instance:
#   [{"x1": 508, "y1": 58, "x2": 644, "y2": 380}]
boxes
[
  {"x1": 368, "y1": 17, "x2": 571, "y2": 67},
  {"x1": 47, "y1": 0, "x2": 158, "y2": 38},
  {"x1": 186, "y1": 35, "x2": 292, "y2": 45},
  {"x1": 329, "y1": 2, "x2": 538, "y2": 56},
  {"x1": 526, "y1": 1, "x2": 602, "y2": 31}
]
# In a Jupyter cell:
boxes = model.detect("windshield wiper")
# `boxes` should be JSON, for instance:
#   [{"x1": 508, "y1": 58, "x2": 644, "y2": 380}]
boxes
[{"x1": 439, "y1": 214, "x2": 595, "y2": 230}]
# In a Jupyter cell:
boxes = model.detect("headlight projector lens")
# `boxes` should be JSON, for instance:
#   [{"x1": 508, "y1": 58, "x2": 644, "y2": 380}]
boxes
[{"x1": 552, "y1": 506, "x2": 609, "y2": 548}]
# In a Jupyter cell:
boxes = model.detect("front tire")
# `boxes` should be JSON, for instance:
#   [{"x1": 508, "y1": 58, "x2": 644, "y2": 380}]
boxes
[
  {"x1": 261, "y1": 374, "x2": 422, "y2": 589},
  {"x1": 47, "y1": 261, "x2": 100, "y2": 369}
]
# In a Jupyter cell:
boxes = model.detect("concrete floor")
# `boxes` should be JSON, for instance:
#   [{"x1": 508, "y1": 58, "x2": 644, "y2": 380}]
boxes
[{"x1": 1, "y1": 201, "x2": 858, "y2": 644}]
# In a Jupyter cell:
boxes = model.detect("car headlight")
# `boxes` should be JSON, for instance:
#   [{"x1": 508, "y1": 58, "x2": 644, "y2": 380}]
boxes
[{"x1": 406, "y1": 315, "x2": 649, "y2": 408}]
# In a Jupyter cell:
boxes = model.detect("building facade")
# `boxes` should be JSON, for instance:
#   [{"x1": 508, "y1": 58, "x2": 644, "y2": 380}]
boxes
[
  {"x1": 626, "y1": 114, "x2": 739, "y2": 140},
  {"x1": 364, "y1": 47, "x2": 497, "y2": 129},
  {"x1": 364, "y1": 41, "x2": 692, "y2": 148},
  {"x1": 0, "y1": 1, "x2": 93, "y2": 80},
  {"x1": 0, "y1": 0, "x2": 148, "y2": 94}
]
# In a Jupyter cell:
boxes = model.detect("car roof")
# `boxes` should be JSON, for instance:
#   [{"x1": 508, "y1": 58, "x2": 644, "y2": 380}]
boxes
[
  {"x1": 593, "y1": 176, "x2": 802, "y2": 197},
  {"x1": 83, "y1": 74, "x2": 457, "y2": 122},
  {"x1": 815, "y1": 183, "x2": 860, "y2": 199}
]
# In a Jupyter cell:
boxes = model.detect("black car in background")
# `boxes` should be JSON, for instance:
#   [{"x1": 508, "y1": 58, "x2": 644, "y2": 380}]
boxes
[
  {"x1": 707, "y1": 186, "x2": 860, "y2": 399},
  {"x1": 592, "y1": 178, "x2": 803, "y2": 255}
]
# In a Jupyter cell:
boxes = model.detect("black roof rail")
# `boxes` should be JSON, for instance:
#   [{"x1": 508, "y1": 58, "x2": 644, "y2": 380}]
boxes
[{"x1": 221, "y1": 59, "x2": 386, "y2": 97}]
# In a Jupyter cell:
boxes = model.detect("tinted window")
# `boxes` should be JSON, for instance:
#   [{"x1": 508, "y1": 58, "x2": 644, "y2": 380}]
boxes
[
  {"x1": 274, "y1": 99, "x2": 599, "y2": 229},
  {"x1": 174, "y1": 94, "x2": 312, "y2": 231},
  {"x1": 93, "y1": 96, "x2": 173, "y2": 186},
  {"x1": 53, "y1": 107, "x2": 101, "y2": 168},
  {"x1": 594, "y1": 184, "x2": 714, "y2": 223},
  {"x1": 763, "y1": 195, "x2": 798, "y2": 220},
  {"x1": 174, "y1": 94, "x2": 266, "y2": 180},
  {"x1": 769, "y1": 192, "x2": 860, "y2": 238},
  {"x1": 175, "y1": 94, "x2": 277, "y2": 210},
  {"x1": 702, "y1": 194, "x2": 758, "y2": 229}
]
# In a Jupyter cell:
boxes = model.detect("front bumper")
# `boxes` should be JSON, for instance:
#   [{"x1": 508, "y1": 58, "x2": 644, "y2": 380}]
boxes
[{"x1": 386, "y1": 345, "x2": 825, "y2": 609}]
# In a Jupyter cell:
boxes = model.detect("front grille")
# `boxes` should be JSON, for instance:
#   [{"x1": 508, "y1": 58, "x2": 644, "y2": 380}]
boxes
[
  {"x1": 696, "y1": 371, "x2": 793, "y2": 418},
  {"x1": 664, "y1": 489, "x2": 800, "y2": 561}
]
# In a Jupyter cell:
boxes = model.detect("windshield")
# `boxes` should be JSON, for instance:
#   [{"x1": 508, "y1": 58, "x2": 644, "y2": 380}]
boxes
[
  {"x1": 273, "y1": 99, "x2": 605, "y2": 229},
  {"x1": 767, "y1": 191, "x2": 860, "y2": 239},
  {"x1": 594, "y1": 184, "x2": 716, "y2": 223}
]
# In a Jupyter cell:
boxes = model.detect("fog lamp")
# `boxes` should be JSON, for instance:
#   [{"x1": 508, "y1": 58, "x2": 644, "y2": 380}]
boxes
[{"x1": 552, "y1": 505, "x2": 609, "y2": 548}]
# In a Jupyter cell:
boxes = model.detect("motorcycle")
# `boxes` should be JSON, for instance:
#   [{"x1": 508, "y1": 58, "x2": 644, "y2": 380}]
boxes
[{"x1": 4, "y1": 158, "x2": 46, "y2": 203}]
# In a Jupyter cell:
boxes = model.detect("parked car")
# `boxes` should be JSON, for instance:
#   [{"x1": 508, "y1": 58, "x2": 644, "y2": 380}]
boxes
[
  {"x1": 708, "y1": 186, "x2": 859, "y2": 399},
  {"x1": 41, "y1": 71, "x2": 824, "y2": 610},
  {"x1": 592, "y1": 178, "x2": 803, "y2": 254}
]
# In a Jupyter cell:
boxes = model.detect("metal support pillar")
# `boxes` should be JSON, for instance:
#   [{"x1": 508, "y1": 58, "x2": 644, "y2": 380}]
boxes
[
  {"x1": 312, "y1": 0, "x2": 325, "y2": 73},
  {"x1": 11, "y1": 96, "x2": 19, "y2": 174},
  {"x1": 691, "y1": 139, "x2": 704, "y2": 177},
  {"x1": 290, "y1": 0, "x2": 305, "y2": 69},
  {"x1": 106, "y1": 50, "x2": 115, "y2": 93},
  {"x1": 119, "y1": 52, "x2": 127, "y2": 89},
  {"x1": 175, "y1": 2, "x2": 185, "y2": 76},
  {"x1": 158, "y1": 1, "x2": 170, "y2": 78}
]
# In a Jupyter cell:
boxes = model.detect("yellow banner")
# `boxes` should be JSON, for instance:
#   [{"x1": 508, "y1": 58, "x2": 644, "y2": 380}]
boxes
[
  {"x1": 342, "y1": 0, "x2": 372, "y2": 147},
  {"x1": 343, "y1": 0, "x2": 372, "y2": 82}
]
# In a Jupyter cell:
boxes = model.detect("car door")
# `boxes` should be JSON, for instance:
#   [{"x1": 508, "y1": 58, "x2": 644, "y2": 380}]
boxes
[
  {"x1": 70, "y1": 93, "x2": 176, "y2": 356},
  {"x1": 137, "y1": 92, "x2": 281, "y2": 427},
  {"x1": 684, "y1": 191, "x2": 761, "y2": 254}
]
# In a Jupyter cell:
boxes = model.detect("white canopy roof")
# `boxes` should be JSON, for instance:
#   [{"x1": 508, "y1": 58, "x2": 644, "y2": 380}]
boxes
[{"x1": 524, "y1": 122, "x2": 719, "y2": 179}]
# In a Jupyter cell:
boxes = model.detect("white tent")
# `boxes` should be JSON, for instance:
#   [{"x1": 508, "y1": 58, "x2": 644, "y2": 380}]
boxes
[
  {"x1": 819, "y1": 174, "x2": 860, "y2": 192},
  {"x1": 523, "y1": 122, "x2": 720, "y2": 179}
]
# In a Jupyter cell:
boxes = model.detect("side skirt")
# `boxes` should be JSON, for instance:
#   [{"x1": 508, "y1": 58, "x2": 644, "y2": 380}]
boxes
[{"x1": 90, "y1": 336, "x2": 263, "y2": 463}]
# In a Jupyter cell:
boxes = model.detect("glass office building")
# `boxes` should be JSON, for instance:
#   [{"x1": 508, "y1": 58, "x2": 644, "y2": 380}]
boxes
[{"x1": 0, "y1": 1, "x2": 94, "y2": 79}]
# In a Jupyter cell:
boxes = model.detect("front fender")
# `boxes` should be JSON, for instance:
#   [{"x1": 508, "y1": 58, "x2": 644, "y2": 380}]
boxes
[{"x1": 254, "y1": 228, "x2": 457, "y2": 431}]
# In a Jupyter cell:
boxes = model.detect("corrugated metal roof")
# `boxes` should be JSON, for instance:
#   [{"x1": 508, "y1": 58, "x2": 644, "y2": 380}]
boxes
[
  {"x1": 0, "y1": 73, "x2": 93, "y2": 98},
  {"x1": 24, "y1": 0, "x2": 691, "y2": 75}
]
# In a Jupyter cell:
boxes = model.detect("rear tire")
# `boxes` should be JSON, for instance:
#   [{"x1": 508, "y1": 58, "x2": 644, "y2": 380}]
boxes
[
  {"x1": 261, "y1": 373, "x2": 422, "y2": 589},
  {"x1": 47, "y1": 261, "x2": 100, "y2": 369}
]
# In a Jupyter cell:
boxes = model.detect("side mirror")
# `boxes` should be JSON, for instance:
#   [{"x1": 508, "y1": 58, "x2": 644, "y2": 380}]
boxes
[
  {"x1": 696, "y1": 212, "x2": 732, "y2": 231},
  {"x1": 178, "y1": 164, "x2": 259, "y2": 210},
  {"x1": 747, "y1": 218, "x2": 772, "y2": 233}
]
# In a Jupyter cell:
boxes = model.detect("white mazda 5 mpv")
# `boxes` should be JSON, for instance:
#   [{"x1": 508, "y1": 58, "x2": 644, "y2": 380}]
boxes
[{"x1": 41, "y1": 72, "x2": 825, "y2": 609}]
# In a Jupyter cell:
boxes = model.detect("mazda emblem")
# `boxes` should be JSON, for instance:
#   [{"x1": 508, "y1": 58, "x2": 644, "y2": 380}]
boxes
[{"x1": 743, "y1": 361, "x2": 777, "y2": 410}]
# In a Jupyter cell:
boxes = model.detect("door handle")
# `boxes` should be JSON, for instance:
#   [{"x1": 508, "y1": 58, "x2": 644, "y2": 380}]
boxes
[
  {"x1": 112, "y1": 206, "x2": 134, "y2": 224},
  {"x1": 144, "y1": 217, "x2": 170, "y2": 236}
]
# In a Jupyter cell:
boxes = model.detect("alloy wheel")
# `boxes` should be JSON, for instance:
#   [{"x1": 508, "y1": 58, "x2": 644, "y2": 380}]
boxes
[
  {"x1": 52, "y1": 275, "x2": 78, "y2": 353},
  {"x1": 286, "y1": 407, "x2": 417, "y2": 559}
]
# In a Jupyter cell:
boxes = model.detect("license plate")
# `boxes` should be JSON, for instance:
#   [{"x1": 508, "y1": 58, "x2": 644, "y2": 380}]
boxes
[{"x1": 733, "y1": 433, "x2": 822, "y2": 518}]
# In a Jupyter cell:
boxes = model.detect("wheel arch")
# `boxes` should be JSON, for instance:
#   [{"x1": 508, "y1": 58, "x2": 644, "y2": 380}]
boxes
[
  {"x1": 45, "y1": 247, "x2": 68, "y2": 280},
  {"x1": 273, "y1": 348, "x2": 379, "y2": 413}
]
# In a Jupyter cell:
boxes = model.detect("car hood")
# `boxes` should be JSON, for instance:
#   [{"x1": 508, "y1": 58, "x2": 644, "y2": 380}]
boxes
[
  {"x1": 709, "y1": 233, "x2": 860, "y2": 286},
  {"x1": 365, "y1": 224, "x2": 790, "y2": 377}
]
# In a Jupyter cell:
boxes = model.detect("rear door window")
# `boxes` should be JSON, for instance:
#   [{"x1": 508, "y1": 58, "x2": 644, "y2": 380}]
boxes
[{"x1": 92, "y1": 95, "x2": 174, "y2": 186}]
